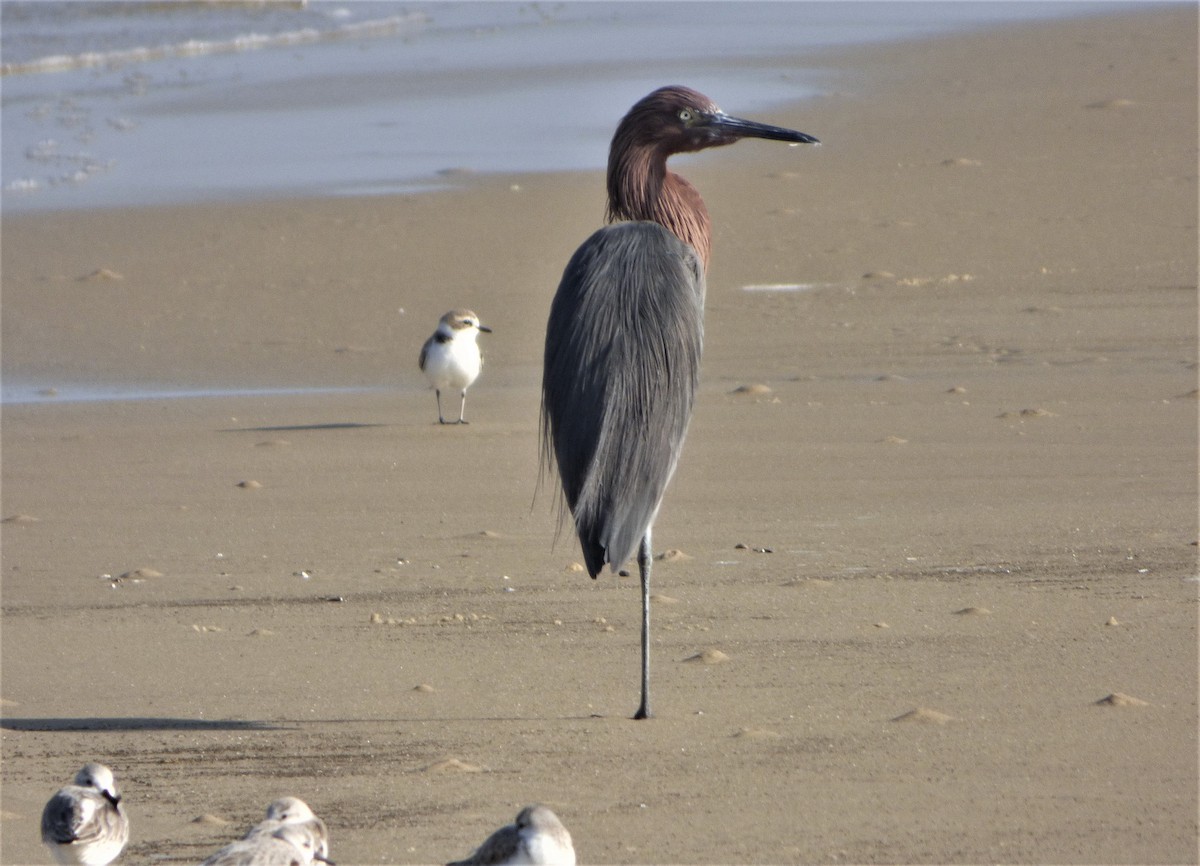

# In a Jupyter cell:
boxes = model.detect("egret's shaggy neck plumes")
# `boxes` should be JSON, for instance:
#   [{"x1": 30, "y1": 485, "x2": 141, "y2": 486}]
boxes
[{"x1": 605, "y1": 87, "x2": 717, "y2": 270}]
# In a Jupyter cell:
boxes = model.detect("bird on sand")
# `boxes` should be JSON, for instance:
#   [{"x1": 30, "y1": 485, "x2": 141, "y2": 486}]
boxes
[
  {"x1": 41, "y1": 763, "x2": 130, "y2": 866},
  {"x1": 244, "y1": 797, "x2": 330, "y2": 862},
  {"x1": 447, "y1": 804, "x2": 575, "y2": 866},
  {"x1": 201, "y1": 822, "x2": 330, "y2": 866},
  {"x1": 540, "y1": 86, "x2": 818, "y2": 718},
  {"x1": 419, "y1": 308, "x2": 492, "y2": 424}
]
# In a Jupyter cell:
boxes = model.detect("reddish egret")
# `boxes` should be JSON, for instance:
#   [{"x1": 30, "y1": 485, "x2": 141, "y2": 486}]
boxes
[
  {"x1": 41, "y1": 763, "x2": 129, "y2": 866},
  {"x1": 540, "y1": 86, "x2": 818, "y2": 719},
  {"x1": 447, "y1": 804, "x2": 575, "y2": 866},
  {"x1": 419, "y1": 309, "x2": 492, "y2": 424}
]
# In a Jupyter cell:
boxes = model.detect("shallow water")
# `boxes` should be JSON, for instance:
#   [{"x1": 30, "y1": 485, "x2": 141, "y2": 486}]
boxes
[
  {"x1": 2, "y1": 1, "x2": 1120, "y2": 213},
  {"x1": 0, "y1": 2, "x2": 1149, "y2": 405}
]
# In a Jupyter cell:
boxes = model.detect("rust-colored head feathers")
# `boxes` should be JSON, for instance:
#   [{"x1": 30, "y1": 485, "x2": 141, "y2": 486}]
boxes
[{"x1": 605, "y1": 86, "x2": 818, "y2": 269}]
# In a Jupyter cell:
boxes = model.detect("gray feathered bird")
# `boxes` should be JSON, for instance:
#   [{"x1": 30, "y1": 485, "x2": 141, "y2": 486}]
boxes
[
  {"x1": 41, "y1": 763, "x2": 129, "y2": 866},
  {"x1": 447, "y1": 804, "x2": 575, "y2": 866},
  {"x1": 540, "y1": 86, "x2": 818, "y2": 718}
]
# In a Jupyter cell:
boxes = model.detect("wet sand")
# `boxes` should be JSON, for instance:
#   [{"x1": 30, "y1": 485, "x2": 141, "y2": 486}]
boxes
[{"x1": 2, "y1": 6, "x2": 1197, "y2": 864}]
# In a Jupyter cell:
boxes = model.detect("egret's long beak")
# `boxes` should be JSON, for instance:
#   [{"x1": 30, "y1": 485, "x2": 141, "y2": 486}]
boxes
[{"x1": 710, "y1": 113, "x2": 819, "y2": 145}]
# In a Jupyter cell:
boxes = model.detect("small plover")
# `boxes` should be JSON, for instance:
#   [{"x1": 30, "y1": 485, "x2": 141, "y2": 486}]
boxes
[
  {"x1": 419, "y1": 309, "x2": 492, "y2": 424},
  {"x1": 41, "y1": 763, "x2": 130, "y2": 866},
  {"x1": 447, "y1": 804, "x2": 575, "y2": 866}
]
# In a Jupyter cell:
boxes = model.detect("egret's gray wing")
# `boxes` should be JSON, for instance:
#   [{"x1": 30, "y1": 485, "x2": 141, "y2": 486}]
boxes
[{"x1": 541, "y1": 220, "x2": 705, "y2": 576}]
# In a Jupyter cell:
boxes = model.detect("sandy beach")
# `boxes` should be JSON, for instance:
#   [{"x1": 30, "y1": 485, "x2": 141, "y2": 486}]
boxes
[{"x1": 2, "y1": 5, "x2": 1197, "y2": 864}]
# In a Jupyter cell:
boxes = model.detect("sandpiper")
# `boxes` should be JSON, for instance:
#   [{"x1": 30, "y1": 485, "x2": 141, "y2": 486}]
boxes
[
  {"x1": 245, "y1": 796, "x2": 330, "y2": 862},
  {"x1": 419, "y1": 309, "x2": 492, "y2": 424},
  {"x1": 41, "y1": 763, "x2": 130, "y2": 866},
  {"x1": 202, "y1": 822, "x2": 329, "y2": 866},
  {"x1": 447, "y1": 804, "x2": 575, "y2": 866}
]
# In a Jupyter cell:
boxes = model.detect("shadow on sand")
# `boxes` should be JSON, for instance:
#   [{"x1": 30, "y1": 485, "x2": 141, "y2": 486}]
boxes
[
  {"x1": 0, "y1": 717, "x2": 290, "y2": 732},
  {"x1": 219, "y1": 423, "x2": 384, "y2": 433}
]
